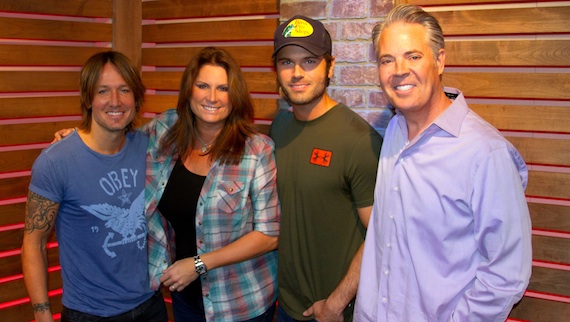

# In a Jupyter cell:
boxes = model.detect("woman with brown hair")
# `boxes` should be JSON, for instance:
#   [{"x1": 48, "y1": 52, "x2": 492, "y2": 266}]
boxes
[{"x1": 142, "y1": 47, "x2": 279, "y2": 322}]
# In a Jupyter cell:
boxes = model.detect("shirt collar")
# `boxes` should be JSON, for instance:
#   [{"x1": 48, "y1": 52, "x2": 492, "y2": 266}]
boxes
[{"x1": 431, "y1": 87, "x2": 468, "y2": 138}]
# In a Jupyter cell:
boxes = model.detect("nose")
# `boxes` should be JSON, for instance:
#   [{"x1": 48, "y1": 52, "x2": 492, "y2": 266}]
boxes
[
  {"x1": 207, "y1": 88, "x2": 218, "y2": 102},
  {"x1": 292, "y1": 64, "x2": 304, "y2": 79},
  {"x1": 109, "y1": 90, "x2": 120, "y2": 106},
  {"x1": 395, "y1": 58, "x2": 409, "y2": 76}
]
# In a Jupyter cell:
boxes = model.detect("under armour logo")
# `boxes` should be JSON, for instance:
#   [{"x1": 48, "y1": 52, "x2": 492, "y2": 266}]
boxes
[{"x1": 310, "y1": 148, "x2": 332, "y2": 167}]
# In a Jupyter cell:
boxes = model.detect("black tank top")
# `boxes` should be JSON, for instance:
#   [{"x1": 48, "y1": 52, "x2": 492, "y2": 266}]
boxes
[{"x1": 158, "y1": 158, "x2": 206, "y2": 303}]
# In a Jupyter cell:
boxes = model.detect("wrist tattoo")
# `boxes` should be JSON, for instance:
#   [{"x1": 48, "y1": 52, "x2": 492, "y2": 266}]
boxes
[{"x1": 32, "y1": 302, "x2": 51, "y2": 313}]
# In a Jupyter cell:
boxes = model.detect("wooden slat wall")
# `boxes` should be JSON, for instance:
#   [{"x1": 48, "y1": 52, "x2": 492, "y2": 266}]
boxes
[
  {"x1": 140, "y1": 0, "x2": 280, "y2": 132},
  {"x1": 0, "y1": 0, "x2": 113, "y2": 320},
  {"x1": 402, "y1": 1, "x2": 570, "y2": 320}
]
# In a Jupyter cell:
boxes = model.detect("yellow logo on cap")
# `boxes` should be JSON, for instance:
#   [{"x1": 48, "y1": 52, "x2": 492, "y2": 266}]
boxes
[{"x1": 283, "y1": 19, "x2": 314, "y2": 38}]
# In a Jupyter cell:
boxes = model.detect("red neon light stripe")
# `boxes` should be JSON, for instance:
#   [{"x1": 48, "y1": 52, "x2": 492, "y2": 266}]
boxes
[
  {"x1": 0, "y1": 223, "x2": 25, "y2": 232},
  {"x1": 0, "y1": 273, "x2": 23, "y2": 284},
  {"x1": 0, "y1": 170, "x2": 30, "y2": 179},
  {"x1": 0, "y1": 248, "x2": 22, "y2": 258},
  {"x1": 532, "y1": 260, "x2": 570, "y2": 272},
  {"x1": 524, "y1": 290, "x2": 570, "y2": 304},
  {"x1": 0, "y1": 197, "x2": 27, "y2": 206},
  {"x1": 0, "y1": 266, "x2": 61, "y2": 284},
  {"x1": 0, "y1": 241, "x2": 58, "y2": 258},
  {"x1": 532, "y1": 228, "x2": 570, "y2": 239},
  {"x1": 0, "y1": 289, "x2": 62, "y2": 310}
]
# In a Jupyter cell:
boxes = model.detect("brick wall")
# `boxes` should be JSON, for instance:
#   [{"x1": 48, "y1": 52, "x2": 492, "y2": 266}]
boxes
[{"x1": 278, "y1": 0, "x2": 395, "y2": 134}]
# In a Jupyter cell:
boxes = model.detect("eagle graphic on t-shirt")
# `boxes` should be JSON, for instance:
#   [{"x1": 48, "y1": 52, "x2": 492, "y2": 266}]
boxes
[{"x1": 81, "y1": 190, "x2": 147, "y2": 258}]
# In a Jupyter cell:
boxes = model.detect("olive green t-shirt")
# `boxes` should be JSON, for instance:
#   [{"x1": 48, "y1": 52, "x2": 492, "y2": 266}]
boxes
[{"x1": 269, "y1": 104, "x2": 382, "y2": 321}]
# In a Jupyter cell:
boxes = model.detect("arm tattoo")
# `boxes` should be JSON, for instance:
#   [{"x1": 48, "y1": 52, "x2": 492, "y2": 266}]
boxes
[
  {"x1": 25, "y1": 191, "x2": 58, "y2": 233},
  {"x1": 32, "y1": 302, "x2": 51, "y2": 313}
]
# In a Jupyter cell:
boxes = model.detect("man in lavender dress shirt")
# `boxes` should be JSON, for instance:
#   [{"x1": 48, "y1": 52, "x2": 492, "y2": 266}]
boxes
[{"x1": 354, "y1": 4, "x2": 532, "y2": 321}]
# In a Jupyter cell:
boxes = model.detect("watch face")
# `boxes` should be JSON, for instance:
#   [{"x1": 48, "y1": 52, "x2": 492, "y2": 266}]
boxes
[
  {"x1": 196, "y1": 263, "x2": 207, "y2": 275},
  {"x1": 195, "y1": 256, "x2": 207, "y2": 275}
]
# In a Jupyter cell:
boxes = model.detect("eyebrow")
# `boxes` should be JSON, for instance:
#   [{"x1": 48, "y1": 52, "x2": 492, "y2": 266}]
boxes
[{"x1": 379, "y1": 50, "x2": 423, "y2": 59}]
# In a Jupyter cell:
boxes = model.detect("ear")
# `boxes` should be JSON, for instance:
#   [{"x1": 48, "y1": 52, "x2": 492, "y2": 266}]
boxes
[
  {"x1": 328, "y1": 56, "x2": 336, "y2": 79},
  {"x1": 436, "y1": 49, "x2": 446, "y2": 76}
]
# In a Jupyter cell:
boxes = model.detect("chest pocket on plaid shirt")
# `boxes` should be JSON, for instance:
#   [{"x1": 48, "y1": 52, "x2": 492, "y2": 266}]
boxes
[{"x1": 217, "y1": 181, "x2": 245, "y2": 213}]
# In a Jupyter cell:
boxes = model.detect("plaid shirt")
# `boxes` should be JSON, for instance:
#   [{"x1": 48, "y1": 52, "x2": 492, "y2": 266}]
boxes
[{"x1": 142, "y1": 109, "x2": 279, "y2": 321}]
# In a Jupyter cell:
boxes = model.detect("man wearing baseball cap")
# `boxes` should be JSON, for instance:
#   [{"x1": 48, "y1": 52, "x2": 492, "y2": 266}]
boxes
[{"x1": 269, "y1": 15, "x2": 383, "y2": 322}]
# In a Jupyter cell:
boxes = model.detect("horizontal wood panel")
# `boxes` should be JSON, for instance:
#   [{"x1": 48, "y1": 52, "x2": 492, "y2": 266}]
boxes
[
  {"x1": 528, "y1": 266, "x2": 570, "y2": 297},
  {"x1": 471, "y1": 104, "x2": 570, "y2": 134},
  {"x1": 142, "y1": 46, "x2": 275, "y2": 67},
  {"x1": 0, "y1": 72, "x2": 79, "y2": 92},
  {"x1": 529, "y1": 203, "x2": 570, "y2": 232},
  {"x1": 431, "y1": 7, "x2": 570, "y2": 36},
  {"x1": 0, "y1": 247, "x2": 58, "y2": 279},
  {"x1": 527, "y1": 171, "x2": 570, "y2": 200},
  {"x1": 253, "y1": 98, "x2": 279, "y2": 119},
  {"x1": 3, "y1": 293, "x2": 62, "y2": 322},
  {"x1": 0, "y1": 149, "x2": 41, "y2": 173},
  {"x1": 0, "y1": 121, "x2": 79, "y2": 146},
  {"x1": 0, "y1": 0, "x2": 112, "y2": 17},
  {"x1": 143, "y1": 19, "x2": 277, "y2": 43},
  {"x1": 0, "y1": 228, "x2": 23, "y2": 252},
  {"x1": 0, "y1": 45, "x2": 106, "y2": 67},
  {"x1": 0, "y1": 177, "x2": 29, "y2": 201},
  {"x1": 142, "y1": 95, "x2": 178, "y2": 113},
  {"x1": 0, "y1": 270, "x2": 62, "y2": 304},
  {"x1": 0, "y1": 17, "x2": 112, "y2": 42},
  {"x1": 443, "y1": 72, "x2": 570, "y2": 100},
  {"x1": 507, "y1": 137, "x2": 570, "y2": 167},
  {"x1": 143, "y1": 95, "x2": 278, "y2": 120},
  {"x1": 0, "y1": 203, "x2": 26, "y2": 227},
  {"x1": 509, "y1": 295, "x2": 570, "y2": 322},
  {"x1": 532, "y1": 235, "x2": 570, "y2": 264},
  {"x1": 257, "y1": 124, "x2": 271, "y2": 135},
  {"x1": 142, "y1": 71, "x2": 277, "y2": 93},
  {"x1": 142, "y1": 0, "x2": 278, "y2": 19},
  {"x1": 446, "y1": 40, "x2": 570, "y2": 67},
  {"x1": 0, "y1": 96, "x2": 80, "y2": 118}
]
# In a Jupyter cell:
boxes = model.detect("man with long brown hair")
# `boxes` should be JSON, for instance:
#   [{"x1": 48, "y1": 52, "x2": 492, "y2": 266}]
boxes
[{"x1": 22, "y1": 51, "x2": 167, "y2": 322}]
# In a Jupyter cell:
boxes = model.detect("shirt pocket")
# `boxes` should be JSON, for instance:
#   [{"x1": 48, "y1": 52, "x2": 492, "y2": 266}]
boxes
[{"x1": 217, "y1": 180, "x2": 245, "y2": 214}]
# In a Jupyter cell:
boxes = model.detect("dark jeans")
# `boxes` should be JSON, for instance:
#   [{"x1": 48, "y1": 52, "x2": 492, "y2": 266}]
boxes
[
  {"x1": 61, "y1": 291, "x2": 167, "y2": 322},
  {"x1": 171, "y1": 291, "x2": 206, "y2": 322},
  {"x1": 276, "y1": 305, "x2": 316, "y2": 322},
  {"x1": 171, "y1": 290, "x2": 276, "y2": 322},
  {"x1": 245, "y1": 302, "x2": 276, "y2": 322}
]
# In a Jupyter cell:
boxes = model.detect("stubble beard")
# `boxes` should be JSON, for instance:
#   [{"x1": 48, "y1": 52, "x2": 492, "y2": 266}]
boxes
[{"x1": 280, "y1": 81, "x2": 327, "y2": 107}]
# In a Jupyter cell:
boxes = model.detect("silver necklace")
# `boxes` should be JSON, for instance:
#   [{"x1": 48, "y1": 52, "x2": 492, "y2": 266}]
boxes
[{"x1": 195, "y1": 130, "x2": 215, "y2": 154}]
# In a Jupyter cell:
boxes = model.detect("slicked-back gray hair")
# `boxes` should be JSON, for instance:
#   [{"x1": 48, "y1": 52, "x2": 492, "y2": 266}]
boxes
[{"x1": 372, "y1": 4, "x2": 445, "y2": 63}]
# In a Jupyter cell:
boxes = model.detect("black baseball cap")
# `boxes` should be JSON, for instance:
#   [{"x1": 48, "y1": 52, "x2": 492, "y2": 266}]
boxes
[{"x1": 272, "y1": 15, "x2": 332, "y2": 57}]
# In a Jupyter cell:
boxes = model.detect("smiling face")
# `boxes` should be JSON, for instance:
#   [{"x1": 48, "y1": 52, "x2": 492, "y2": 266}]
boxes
[
  {"x1": 377, "y1": 21, "x2": 446, "y2": 117},
  {"x1": 275, "y1": 45, "x2": 333, "y2": 109},
  {"x1": 90, "y1": 63, "x2": 136, "y2": 134},
  {"x1": 190, "y1": 64, "x2": 232, "y2": 130}
]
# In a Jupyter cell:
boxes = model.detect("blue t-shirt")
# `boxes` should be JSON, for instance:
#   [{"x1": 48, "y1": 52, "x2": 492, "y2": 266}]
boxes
[{"x1": 29, "y1": 130, "x2": 153, "y2": 317}]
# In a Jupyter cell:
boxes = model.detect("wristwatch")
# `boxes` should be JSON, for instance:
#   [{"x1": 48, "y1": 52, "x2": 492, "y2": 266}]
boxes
[{"x1": 194, "y1": 255, "x2": 207, "y2": 276}]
